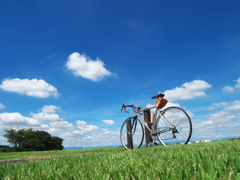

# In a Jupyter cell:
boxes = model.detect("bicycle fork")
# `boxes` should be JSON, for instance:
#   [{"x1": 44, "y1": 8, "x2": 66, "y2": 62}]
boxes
[{"x1": 126, "y1": 117, "x2": 138, "y2": 135}]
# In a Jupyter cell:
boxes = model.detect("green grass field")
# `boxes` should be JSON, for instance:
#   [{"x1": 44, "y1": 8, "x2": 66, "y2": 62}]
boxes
[{"x1": 0, "y1": 139, "x2": 240, "y2": 180}]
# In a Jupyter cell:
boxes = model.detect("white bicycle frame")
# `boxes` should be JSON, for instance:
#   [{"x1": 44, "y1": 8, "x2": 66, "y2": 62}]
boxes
[{"x1": 132, "y1": 106, "x2": 173, "y2": 137}]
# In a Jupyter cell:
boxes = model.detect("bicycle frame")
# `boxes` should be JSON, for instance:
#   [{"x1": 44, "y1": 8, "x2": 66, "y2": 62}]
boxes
[{"x1": 131, "y1": 106, "x2": 173, "y2": 137}]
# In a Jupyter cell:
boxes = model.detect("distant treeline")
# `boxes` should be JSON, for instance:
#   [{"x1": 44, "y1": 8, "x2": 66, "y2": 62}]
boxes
[{"x1": 1, "y1": 128, "x2": 64, "y2": 152}]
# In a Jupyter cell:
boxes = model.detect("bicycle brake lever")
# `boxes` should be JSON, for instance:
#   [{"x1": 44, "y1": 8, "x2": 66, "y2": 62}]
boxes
[
  {"x1": 124, "y1": 107, "x2": 129, "y2": 113},
  {"x1": 121, "y1": 104, "x2": 124, "y2": 112},
  {"x1": 137, "y1": 107, "x2": 143, "y2": 115},
  {"x1": 121, "y1": 104, "x2": 129, "y2": 113}
]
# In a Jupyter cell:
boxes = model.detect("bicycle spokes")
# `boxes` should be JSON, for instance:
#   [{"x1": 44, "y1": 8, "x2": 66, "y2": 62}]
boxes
[
  {"x1": 120, "y1": 117, "x2": 144, "y2": 150},
  {"x1": 155, "y1": 107, "x2": 192, "y2": 146}
]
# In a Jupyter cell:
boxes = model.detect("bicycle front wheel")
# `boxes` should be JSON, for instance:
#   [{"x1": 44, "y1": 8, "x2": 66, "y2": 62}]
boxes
[
  {"x1": 155, "y1": 106, "x2": 192, "y2": 146},
  {"x1": 120, "y1": 117, "x2": 144, "y2": 150}
]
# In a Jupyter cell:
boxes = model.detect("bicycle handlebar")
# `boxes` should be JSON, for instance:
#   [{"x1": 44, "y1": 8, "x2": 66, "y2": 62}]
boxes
[{"x1": 121, "y1": 104, "x2": 134, "y2": 113}]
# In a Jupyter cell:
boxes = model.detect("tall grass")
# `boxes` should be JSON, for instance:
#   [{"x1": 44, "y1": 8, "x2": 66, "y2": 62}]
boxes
[
  {"x1": 0, "y1": 140, "x2": 239, "y2": 179},
  {"x1": 0, "y1": 147, "x2": 112, "y2": 161}
]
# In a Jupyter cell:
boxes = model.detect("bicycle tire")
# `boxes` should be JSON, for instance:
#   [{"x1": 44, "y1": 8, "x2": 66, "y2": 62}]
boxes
[
  {"x1": 155, "y1": 106, "x2": 192, "y2": 146},
  {"x1": 120, "y1": 117, "x2": 144, "y2": 150}
]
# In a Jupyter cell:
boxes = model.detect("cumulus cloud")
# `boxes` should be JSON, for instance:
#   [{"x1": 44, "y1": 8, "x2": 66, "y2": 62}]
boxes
[
  {"x1": 0, "y1": 78, "x2": 59, "y2": 98},
  {"x1": 0, "y1": 112, "x2": 41, "y2": 127},
  {"x1": 0, "y1": 105, "x2": 64, "y2": 135},
  {"x1": 202, "y1": 120, "x2": 214, "y2": 125},
  {"x1": 41, "y1": 105, "x2": 60, "y2": 113},
  {"x1": 222, "y1": 77, "x2": 240, "y2": 92},
  {"x1": 212, "y1": 102, "x2": 228, "y2": 106},
  {"x1": 76, "y1": 120, "x2": 100, "y2": 132},
  {"x1": 0, "y1": 136, "x2": 8, "y2": 145},
  {"x1": 222, "y1": 86, "x2": 234, "y2": 92},
  {"x1": 102, "y1": 120, "x2": 115, "y2": 125},
  {"x1": 0, "y1": 103, "x2": 5, "y2": 109},
  {"x1": 224, "y1": 100, "x2": 240, "y2": 111},
  {"x1": 193, "y1": 110, "x2": 236, "y2": 138},
  {"x1": 0, "y1": 104, "x2": 121, "y2": 147},
  {"x1": 207, "y1": 111, "x2": 235, "y2": 123},
  {"x1": 31, "y1": 105, "x2": 62, "y2": 121},
  {"x1": 31, "y1": 112, "x2": 62, "y2": 121},
  {"x1": 208, "y1": 107, "x2": 215, "y2": 110},
  {"x1": 66, "y1": 52, "x2": 112, "y2": 81},
  {"x1": 164, "y1": 80, "x2": 211, "y2": 101},
  {"x1": 50, "y1": 121, "x2": 74, "y2": 129},
  {"x1": 235, "y1": 77, "x2": 240, "y2": 88}
]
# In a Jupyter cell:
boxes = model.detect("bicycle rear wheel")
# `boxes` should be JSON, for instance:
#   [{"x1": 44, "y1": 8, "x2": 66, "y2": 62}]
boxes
[
  {"x1": 120, "y1": 117, "x2": 144, "y2": 150},
  {"x1": 155, "y1": 106, "x2": 192, "y2": 146}
]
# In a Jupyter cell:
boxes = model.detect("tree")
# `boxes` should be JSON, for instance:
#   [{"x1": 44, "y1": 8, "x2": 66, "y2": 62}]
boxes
[
  {"x1": 3, "y1": 128, "x2": 26, "y2": 148},
  {"x1": 51, "y1": 136, "x2": 64, "y2": 150},
  {"x1": 3, "y1": 128, "x2": 64, "y2": 151},
  {"x1": 22, "y1": 130, "x2": 52, "y2": 151}
]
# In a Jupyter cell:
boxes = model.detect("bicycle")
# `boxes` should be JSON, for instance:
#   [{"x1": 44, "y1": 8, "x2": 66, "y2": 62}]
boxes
[{"x1": 120, "y1": 93, "x2": 192, "y2": 150}]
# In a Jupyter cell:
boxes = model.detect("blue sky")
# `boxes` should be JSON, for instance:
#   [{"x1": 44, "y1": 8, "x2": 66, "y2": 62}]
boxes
[{"x1": 0, "y1": 0, "x2": 240, "y2": 148}]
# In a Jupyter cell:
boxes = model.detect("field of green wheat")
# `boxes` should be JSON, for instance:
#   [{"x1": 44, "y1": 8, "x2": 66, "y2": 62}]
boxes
[{"x1": 0, "y1": 139, "x2": 240, "y2": 180}]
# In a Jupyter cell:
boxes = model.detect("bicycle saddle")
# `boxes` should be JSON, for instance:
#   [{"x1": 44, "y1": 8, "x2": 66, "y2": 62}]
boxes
[{"x1": 151, "y1": 93, "x2": 165, "y2": 99}]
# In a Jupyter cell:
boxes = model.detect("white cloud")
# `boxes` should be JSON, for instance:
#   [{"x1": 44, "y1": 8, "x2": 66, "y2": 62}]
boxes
[
  {"x1": 191, "y1": 97, "x2": 240, "y2": 142},
  {"x1": 0, "y1": 105, "x2": 121, "y2": 148},
  {"x1": 222, "y1": 86, "x2": 234, "y2": 92},
  {"x1": 0, "y1": 78, "x2": 59, "y2": 98},
  {"x1": 76, "y1": 120, "x2": 100, "y2": 132},
  {"x1": 0, "y1": 112, "x2": 41, "y2": 127},
  {"x1": 208, "y1": 102, "x2": 228, "y2": 110},
  {"x1": 222, "y1": 77, "x2": 240, "y2": 92},
  {"x1": 200, "y1": 111, "x2": 235, "y2": 126},
  {"x1": 31, "y1": 105, "x2": 62, "y2": 121},
  {"x1": 208, "y1": 111, "x2": 229, "y2": 119},
  {"x1": 191, "y1": 110, "x2": 236, "y2": 141},
  {"x1": 208, "y1": 107, "x2": 215, "y2": 110},
  {"x1": 212, "y1": 102, "x2": 228, "y2": 106},
  {"x1": 202, "y1": 120, "x2": 214, "y2": 125},
  {"x1": 0, "y1": 103, "x2": 5, "y2": 109},
  {"x1": 50, "y1": 121, "x2": 74, "y2": 129},
  {"x1": 225, "y1": 100, "x2": 240, "y2": 111},
  {"x1": 0, "y1": 136, "x2": 8, "y2": 146},
  {"x1": 41, "y1": 105, "x2": 60, "y2": 113},
  {"x1": 102, "y1": 120, "x2": 115, "y2": 125},
  {"x1": 235, "y1": 77, "x2": 240, "y2": 88},
  {"x1": 66, "y1": 52, "x2": 112, "y2": 82},
  {"x1": 164, "y1": 80, "x2": 211, "y2": 101},
  {"x1": 31, "y1": 112, "x2": 62, "y2": 121}
]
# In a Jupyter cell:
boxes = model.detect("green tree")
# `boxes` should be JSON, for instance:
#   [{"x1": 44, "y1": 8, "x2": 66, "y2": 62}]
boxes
[
  {"x1": 22, "y1": 130, "x2": 52, "y2": 151},
  {"x1": 51, "y1": 136, "x2": 64, "y2": 150},
  {"x1": 3, "y1": 128, "x2": 27, "y2": 148},
  {"x1": 3, "y1": 128, "x2": 64, "y2": 151}
]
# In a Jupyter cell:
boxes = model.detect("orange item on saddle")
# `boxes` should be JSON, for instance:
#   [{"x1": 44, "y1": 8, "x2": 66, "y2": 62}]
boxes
[{"x1": 155, "y1": 97, "x2": 168, "y2": 109}]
